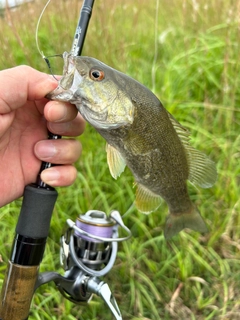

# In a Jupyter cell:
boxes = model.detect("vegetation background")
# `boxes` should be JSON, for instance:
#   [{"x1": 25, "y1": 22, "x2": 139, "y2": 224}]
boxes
[{"x1": 0, "y1": 0, "x2": 240, "y2": 319}]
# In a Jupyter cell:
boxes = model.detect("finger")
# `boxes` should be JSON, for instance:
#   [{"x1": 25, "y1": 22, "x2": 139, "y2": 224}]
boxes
[
  {"x1": 0, "y1": 113, "x2": 14, "y2": 139},
  {"x1": 0, "y1": 66, "x2": 58, "y2": 113},
  {"x1": 47, "y1": 113, "x2": 85, "y2": 137},
  {"x1": 34, "y1": 139, "x2": 82, "y2": 164},
  {"x1": 40, "y1": 165, "x2": 78, "y2": 187},
  {"x1": 44, "y1": 101, "x2": 78, "y2": 123}
]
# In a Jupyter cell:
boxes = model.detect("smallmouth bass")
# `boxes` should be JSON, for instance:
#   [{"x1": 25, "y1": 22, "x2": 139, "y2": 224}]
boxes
[{"x1": 47, "y1": 52, "x2": 217, "y2": 239}]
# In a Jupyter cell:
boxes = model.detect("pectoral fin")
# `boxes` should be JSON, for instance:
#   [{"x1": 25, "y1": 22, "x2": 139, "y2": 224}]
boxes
[
  {"x1": 106, "y1": 144, "x2": 126, "y2": 179},
  {"x1": 168, "y1": 112, "x2": 217, "y2": 188},
  {"x1": 135, "y1": 183, "x2": 162, "y2": 214}
]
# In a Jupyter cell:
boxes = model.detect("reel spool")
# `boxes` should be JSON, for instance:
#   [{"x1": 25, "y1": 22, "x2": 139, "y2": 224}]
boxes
[{"x1": 61, "y1": 210, "x2": 131, "y2": 277}]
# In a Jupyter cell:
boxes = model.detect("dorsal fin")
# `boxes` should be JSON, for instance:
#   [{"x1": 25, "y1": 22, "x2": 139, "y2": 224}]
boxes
[
  {"x1": 168, "y1": 112, "x2": 217, "y2": 188},
  {"x1": 106, "y1": 143, "x2": 126, "y2": 179}
]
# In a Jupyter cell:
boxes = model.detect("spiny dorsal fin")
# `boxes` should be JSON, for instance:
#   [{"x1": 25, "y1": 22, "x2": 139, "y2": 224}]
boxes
[
  {"x1": 168, "y1": 112, "x2": 217, "y2": 188},
  {"x1": 106, "y1": 143, "x2": 126, "y2": 179},
  {"x1": 135, "y1": 183, "x2": 162, "y2": 214}
]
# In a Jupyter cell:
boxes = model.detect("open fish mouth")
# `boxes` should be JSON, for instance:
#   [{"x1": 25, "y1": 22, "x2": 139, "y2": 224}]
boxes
[
  {"x1": 46, "y1": 86, "x2": 75, "y2": 101},
  {"x1": 46, "y1": 71, "x2": 83, "y2": 102},
  {"x1": 46, "y1": 52, "x2": 84, "y2": 103}
]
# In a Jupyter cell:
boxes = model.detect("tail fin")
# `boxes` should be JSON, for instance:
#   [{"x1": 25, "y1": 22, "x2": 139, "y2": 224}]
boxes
[{"x1": 164, "y1": 206, "x2": 208, "y2": 239}]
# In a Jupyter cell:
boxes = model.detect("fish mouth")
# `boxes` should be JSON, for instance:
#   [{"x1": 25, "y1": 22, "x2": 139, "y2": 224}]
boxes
[
  {"x1": 46, "y1": 86, "x2": 75, "y2": 101},
  {"x1": 46, "y1": 52, "x2": 84, "y2": 102}
]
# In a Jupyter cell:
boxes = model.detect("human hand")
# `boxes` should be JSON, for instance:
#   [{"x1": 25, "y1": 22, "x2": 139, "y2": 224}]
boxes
[{"x1": 0, "y1": 65, "x2": 85, "y2": 207}]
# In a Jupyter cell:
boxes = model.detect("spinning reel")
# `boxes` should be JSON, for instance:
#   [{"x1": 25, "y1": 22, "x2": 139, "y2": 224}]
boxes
[{"x1": 35, "y1": 210, "x2": 131, "y2": 320}]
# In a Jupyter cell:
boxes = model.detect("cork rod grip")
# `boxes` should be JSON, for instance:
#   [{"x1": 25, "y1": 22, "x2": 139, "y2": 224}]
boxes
[{"x1": 0, "y1": 261, "x2": 39, "y2": 320}]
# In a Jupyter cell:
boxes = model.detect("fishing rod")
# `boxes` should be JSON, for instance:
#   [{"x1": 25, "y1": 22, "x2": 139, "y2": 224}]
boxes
[
  {"x1": 37, "y1": 0, "x2": 95, "y2": 188},
  {"x1": 0, "y1": 1, "x2": 129, "y2": 319}
]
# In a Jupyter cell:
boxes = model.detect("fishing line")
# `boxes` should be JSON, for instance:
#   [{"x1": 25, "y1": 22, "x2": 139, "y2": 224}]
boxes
[
  {"x1": 151, "y1": 0, "x2": 160, "y2": 93},
  {"x1": 35, "y1": 0, "x2": 59, "y2": 80},
  {"x1": 35, "y1": 0, "x2": 51, "y2": 60}
]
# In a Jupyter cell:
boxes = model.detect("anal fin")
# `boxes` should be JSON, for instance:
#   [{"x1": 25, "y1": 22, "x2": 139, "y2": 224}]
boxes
[{"x1": 135, "y1": 184, "x2": 162, "y2": 214}]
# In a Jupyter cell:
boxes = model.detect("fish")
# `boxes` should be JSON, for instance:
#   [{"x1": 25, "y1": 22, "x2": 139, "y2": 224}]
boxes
[{"x1": 47, "y1": 52, "x2": 217, "y2": 239}]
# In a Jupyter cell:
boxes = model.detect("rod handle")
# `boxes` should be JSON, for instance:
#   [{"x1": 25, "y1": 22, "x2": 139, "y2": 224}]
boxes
[
  {"x1": 16, "y1": 184, "x2": 58, "y2": 238},
  {"x1": 0, "y1": 262, "x2": 39, "y2": 320}
]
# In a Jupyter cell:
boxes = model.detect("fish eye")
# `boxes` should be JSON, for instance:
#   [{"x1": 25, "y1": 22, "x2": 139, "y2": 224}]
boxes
[{"x1": 90, "y1": 68, "x2": 105, "y2": 81}]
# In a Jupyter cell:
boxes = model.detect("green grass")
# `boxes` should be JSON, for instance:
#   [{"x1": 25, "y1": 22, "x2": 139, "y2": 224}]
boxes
[{"x1": 1, "y1": 0, "x2": 240, "y2": 319}]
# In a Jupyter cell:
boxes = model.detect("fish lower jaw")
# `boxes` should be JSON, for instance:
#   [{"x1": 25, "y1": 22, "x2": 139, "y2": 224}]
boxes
[{"x1": 46, "y1": 87, "x2": 74, "y2": 101}]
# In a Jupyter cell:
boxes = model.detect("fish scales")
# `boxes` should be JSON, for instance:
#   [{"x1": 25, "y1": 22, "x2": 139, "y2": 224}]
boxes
[
  {"x1": 97, "y1": 98, "x2": 190, "y2": 207},
  {"x1": 47, "y1": 52, "x2": 217, "y2": 239}
]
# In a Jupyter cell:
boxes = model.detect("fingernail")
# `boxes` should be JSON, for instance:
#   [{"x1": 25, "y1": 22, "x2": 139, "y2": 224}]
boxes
[
  {"x1": 41, "y1": 168, "x2": 60, "y2": 184},
  {"x1": 35, "y1": 141, "x2": 56, "y2": 159}
]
